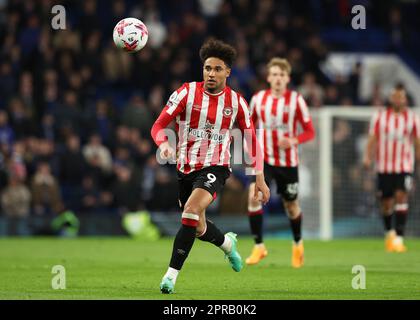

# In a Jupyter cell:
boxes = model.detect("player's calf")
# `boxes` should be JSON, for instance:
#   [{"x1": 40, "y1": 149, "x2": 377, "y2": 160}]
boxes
[
  {"x1": 393, "y1": 202, "x2": 409, "y2": 252},
  {"x1": 284, "y1": 200, "x2": 304, "y2": 268},
  {"x1": 160, "y1": 212, "x2": 200, "y2": 294}
]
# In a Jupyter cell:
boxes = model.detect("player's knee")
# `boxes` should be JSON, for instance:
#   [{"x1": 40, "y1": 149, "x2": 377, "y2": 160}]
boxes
[
  {"x1": 395, "y1": 191, "x2": 408, "y2": 203},
  {"x1": 284, "y1": 200, "x2": 300, "y2": 219},
  {"x1": 248, "y1": 183, "x2": 261, "y2": 207},
  {"x1": 183, "y1": 202, "x2": 204, "y2": 216},
  {"x1": 381, "y1": 199, "x2": 394, "y2": 215}
]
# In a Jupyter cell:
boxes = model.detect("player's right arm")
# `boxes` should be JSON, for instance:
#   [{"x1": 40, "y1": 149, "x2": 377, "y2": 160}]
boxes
[
  {"x1": 249, "y1": 93, "x2": 259, "y2": 125},
  {"x1": 151, "y1": 83, "x2": 189, "y2": 159},
  {"x1": 363, "y1": 110, "x2": 380, "y2": 169},
  {"x1": 413, "y1": 114, "x2": 420, "y2": 166}
]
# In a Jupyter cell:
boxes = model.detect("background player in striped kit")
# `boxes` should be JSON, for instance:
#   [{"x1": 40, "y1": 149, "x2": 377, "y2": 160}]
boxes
[
  {"x1": 151, "y1": 39, "x2": 270, "y2": 293},
  {"x1": 245, "y1": 58, "x2": 315, "y2": 268},
  {"x1": 364, "y1": 84, "x2": 420, "y2": 252}
]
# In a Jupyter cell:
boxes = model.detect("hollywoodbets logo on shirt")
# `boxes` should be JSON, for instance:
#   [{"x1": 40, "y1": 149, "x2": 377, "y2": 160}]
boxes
[{"x1": 188, "y1": 120, "x2": 227, "y2": 143}]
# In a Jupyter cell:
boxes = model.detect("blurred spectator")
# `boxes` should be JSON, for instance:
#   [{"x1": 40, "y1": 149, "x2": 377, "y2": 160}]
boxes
[
  {"x1": 145, "y1": 12, "x2": 168, "y2": 49},
  {"x1": 18, "y1": 72, "x2": 35, "y2": 118},
  {"x1": 30, "y1": 139, "x2": 58, "y2": 175},
  {"x1": 388, "y1": 7, "x2": 408, "y2": 50},
  {"x1": 80, "y1": 175, "x2": 101, "y2": 213},
  {"x1": 31, "y1": 162, "x2": 62, "y2": 215},
  {"x1": 9, "y1": 141, "x2": 28, "y2": 182},
  {"x1": 368, "y1": 82, "x2": 385, "y2": 106},
  {"x1": 112, "y1": 165, "x2": 143, "y2": 214},
  {"x1": 0, "y1": 110, "x2": 15, "y2": 150},
  {"x1": 1, "y1": 173, "x2": 31, "y2": 218},
  {"x1": 53, "y1": 90, "x2": 82, "y2": 138},
  {"x1": 219, "y1": 175, "x2": 247, "y2": 215},
  {"x1": 298, "y1": 72, "x2": 324, "y2": 107},
  {"x1": 59, "y1": 135, "x2": 87, "y2": 186},
  {"x1": 141, "y1": 155, "x2": 159, "y2": 203},
  {"x1": 78, "y1": 0, "x2": 101, "y2": 43},
  {"x1": 121, "y1": 94, "x2": 154, "y2": 136},
  {"x1": 82, "y1": 133, "x2": 113, "y2": 173},
  {"x1": 8, "y1": 97, "x2": 35, "y2": 139},
  {"x1": 85, "y1": 99, "x2": 115, "y2": 146},
  {"x1": 231, "y1": 55, "x2": 255, "y2": 97},
  {"x1": 19, "y1": 14, "x2": 41, "y2": 57},
  {"x1": 102, "y1": 45, "x2": 132, "y2": 84},
  {"x1": 0, "y1": 62, "x2": 15, "y2": 103},
  {"x1": 42, "y1": 70, "x2": 59, "y2": 115},
  {"x1": 349, "y1": 62, "x2": 362, "y2": 104},
  {"x1": 199, "y1": 0, "x2": 224, "y2": 18},
  {"x1": 147, "y1": 167, "x2": 178, "y2": 211},
  {"x1": 324, "y1": 85, "x2": 340, "y2": 105},
  {"x1": 39, "y1": 114, "x2": 56, "y2": 141}
]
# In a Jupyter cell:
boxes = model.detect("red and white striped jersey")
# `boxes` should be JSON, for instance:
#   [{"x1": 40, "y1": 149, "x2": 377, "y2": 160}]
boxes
[
  {"x1": 151, "y1": 82, "x2": 262, "y2": 174},
  {"x1": 249, "y1": 89, "x2": 314, "y2": 167},
  {"x1": 369, "y1": 107, "x2": 420, "y2": 173}
]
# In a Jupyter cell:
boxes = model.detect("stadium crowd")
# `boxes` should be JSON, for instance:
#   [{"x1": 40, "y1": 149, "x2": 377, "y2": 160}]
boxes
[{"x1": 0, "y1": 0, "x2": 417, "y2": 220}]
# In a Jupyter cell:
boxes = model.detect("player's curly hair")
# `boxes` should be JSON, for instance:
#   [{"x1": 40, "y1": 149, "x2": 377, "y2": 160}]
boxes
[{"x1": 199, "y1": 38, "x2": 237, "y2": 68}]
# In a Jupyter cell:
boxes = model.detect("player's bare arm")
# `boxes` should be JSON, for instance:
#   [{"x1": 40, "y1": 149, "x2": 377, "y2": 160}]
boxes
[{"x1": 254, "y1": 171, "x2": 270, "y2": 204}]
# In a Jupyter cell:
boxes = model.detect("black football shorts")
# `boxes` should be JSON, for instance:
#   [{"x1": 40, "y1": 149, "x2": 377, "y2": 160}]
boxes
[
  {"x1": 177, "y1": 166, "x2": 231, "y2": 210},
  {"x1": 377, "y1": 173, "x2": 413, "y2": 199},
  {"x1": 251, "y1": 163, "x2": 299, "y2": 201}
]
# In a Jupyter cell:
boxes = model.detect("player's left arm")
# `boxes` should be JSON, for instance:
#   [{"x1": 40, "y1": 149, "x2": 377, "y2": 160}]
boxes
[
  {"x1": 279, "y1": 94, "x2": 315, "y2": 149},
  {"x1": 249, "y1": 94, "x2": 259, "y2": 125},
  {"x1": 237, "y1": 95, "x2": 270, "y2": 204},
  {"x1": 413, "y1": 114, "x2": 420, "y2": 165},
  {"x1": 151, "y1": 84, "x2": 188, "y2": 159},
  {"x1": 295, "y1": 94, "x2": 316, "y2": 144}
]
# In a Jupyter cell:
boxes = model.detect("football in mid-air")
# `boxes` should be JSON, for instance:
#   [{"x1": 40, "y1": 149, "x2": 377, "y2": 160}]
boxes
[{"x1": 113, "y1": 18, "x2": 148, "y2": 52}]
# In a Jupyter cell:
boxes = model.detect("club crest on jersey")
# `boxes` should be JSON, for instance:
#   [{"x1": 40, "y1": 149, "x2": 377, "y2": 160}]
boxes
[{"x1": 223, "y1": 107, "x2": 233, "y2": 118}]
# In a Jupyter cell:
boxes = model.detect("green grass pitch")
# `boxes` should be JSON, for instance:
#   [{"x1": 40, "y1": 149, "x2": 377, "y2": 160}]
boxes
[{"x1": 1, "y1": 237, "x2": 419, "y2": 300}]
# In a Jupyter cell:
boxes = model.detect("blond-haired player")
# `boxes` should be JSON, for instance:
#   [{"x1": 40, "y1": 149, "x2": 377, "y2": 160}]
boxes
[{"x1": 246, "y1": 58, "x2": 315, "y2": 268}]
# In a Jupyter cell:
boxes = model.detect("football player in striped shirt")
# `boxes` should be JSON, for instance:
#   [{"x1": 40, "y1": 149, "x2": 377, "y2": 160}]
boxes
[
  {"x1": 151, "y1": 39, "x2": 270, "y2": 293},
  {"x1": 363, "y1": 84, "x2": 420, "y2": 252},
  {"x1": 245, "y1": 58, "x2": 315, "y2": 268}
]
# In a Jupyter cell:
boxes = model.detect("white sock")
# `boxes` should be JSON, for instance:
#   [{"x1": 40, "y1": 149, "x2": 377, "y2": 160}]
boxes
[
  {"x1": 163, "y1": 267, "x2": 179, "y2": 284},
  {"x1": 256, "y1": 243, "x2": 265, "y2": 249},
  {"x1": 394, "y1": 236, "x2": 403, "y2": 245},
  {"x1": 220, "y1": 235, "x2": 232, "y2": 254}
]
